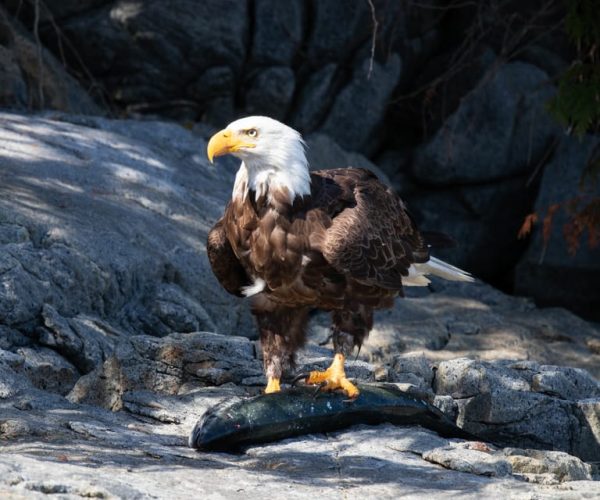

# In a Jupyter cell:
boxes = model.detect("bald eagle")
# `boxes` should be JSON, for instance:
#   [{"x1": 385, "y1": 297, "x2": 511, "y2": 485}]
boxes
[{"x1": 206, "y1": 116, "x2": 473, "y2": 397}]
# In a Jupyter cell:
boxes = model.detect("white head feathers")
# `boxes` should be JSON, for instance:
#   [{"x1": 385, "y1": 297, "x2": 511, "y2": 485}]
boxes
[{"x1": 223, "y1": 116, "x2": 311, "y2": 202}]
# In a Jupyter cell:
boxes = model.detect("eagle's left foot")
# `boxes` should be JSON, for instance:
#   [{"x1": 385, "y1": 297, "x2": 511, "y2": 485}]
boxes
[
  {"x1": 265, "y1": 377, "x2": 281, "y2": 394},
  {"x1": 304, "y1": 353, "x2": 359, "y2": 398}
]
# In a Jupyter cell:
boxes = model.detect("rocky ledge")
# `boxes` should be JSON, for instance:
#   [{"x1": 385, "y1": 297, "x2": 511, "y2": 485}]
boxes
[{"x1": 0, "y1": 112, "x2": 599, "y2": 498}]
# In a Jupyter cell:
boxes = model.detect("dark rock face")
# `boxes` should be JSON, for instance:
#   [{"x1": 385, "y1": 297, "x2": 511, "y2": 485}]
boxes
[
  {"x1": 304, "y1": 0, "x2": 373, "y2": 65},
  {"x1": 251, "y1": 0, "x2": 303, "y2": 66},
  {"x1": 0, "y1": 112, "x2": 254, "y2": 353},
  {"x1": 407, "y1": 177, "x2": 533, "y2": 282},
  {"x1": 0, "y1": 5, "x2": 101, "y2": 114},
  {"x1": 413, "y1": 62, "x2": 559, "y2": 184},
  {"x1": 244, "y1": 66, "x2": 296, "y2": 120},
  {"x1": 515, "y1": 135, "x2": 600, "y2": 319},
  {"x1": 53, "y1": 0, "x2": 249, "y2": 109},
  {"x1": 291, "y1": 63, "x2": 338, "y2": 133},
  {"x1": 320, "y1": 55, "x2": 402, "y2": 154},
  {"x1": 2, "y1": 0, "x2": 596, "y2": 318},
  {"x1": 434, "y1": 358, "x2": 600, "y2": 461},
  {"x1": 0, "y1": 112, "x2": 599, "y2": 496}
]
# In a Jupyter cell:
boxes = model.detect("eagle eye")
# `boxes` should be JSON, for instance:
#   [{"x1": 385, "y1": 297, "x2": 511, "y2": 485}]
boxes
[{"x1": 246, "y1": 128, "x2": 258, "y2": 138}]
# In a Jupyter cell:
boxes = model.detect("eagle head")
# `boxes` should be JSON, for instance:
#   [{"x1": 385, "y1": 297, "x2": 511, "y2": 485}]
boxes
[{"x1": 207, "y1": 116, "x2": 310, "y2": 202}]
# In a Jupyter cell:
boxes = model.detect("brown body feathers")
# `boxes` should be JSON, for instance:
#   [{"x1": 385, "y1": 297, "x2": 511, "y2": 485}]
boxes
[{"x1": 207, "y1": 167, "x2": 430, "y2": 380}]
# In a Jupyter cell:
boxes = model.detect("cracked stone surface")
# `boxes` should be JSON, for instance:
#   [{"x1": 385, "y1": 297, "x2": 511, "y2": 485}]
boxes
[{"x1": 1, "y1": 112, "x2": 599, "y2": 497}]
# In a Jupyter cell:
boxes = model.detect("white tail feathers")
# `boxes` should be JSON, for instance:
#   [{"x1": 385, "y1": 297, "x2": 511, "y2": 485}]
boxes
[{"x1": 406, "y1": 256, "x2": 475, "y2": 286}]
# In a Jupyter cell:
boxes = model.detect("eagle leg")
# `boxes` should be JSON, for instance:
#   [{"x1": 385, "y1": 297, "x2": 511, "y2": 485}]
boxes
[
  {"x1": 305, "y1": 353, "x2": 359, "y2": 398},
  {"x1": 303, "y1": 306, "x2": 373, "y2": 398},
  {"x1": 253, "y1": 304, "x2": 310, "y2": 395}
]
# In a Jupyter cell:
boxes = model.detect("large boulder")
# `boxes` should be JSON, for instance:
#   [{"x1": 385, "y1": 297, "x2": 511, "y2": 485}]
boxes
[
  {"x1": 42, "y1": 0, "x2": 249, "y2": 110},
  {"x1": 0, "y1": 111, "x2": 254, "y2": 366},
  {"x1": 1, "y1": 325, "x2": 599, "y2": 497},
  {"x1": 304, "y1": 0, "x2": 373, "y2": 65},
  {"x1": 320, "y1": 55, "x2": 402, "y2": 154},
  {"x1": 412, "y1": 61, "x2": 559, "y2": 185},
  {"x1": 405, "y1": 176, "x2": 534, "y2": 282},
  {"x1": 305, "y1": 132, "x2": 391, "y2": 185},
  {"x1": 244, "y1": 66, "x2": 296, "y2": 120},
  {"x1": 515, "y1": 134, "x2": 600, "y2": 320},
  {"x1": 251, "y1": 0, "x2": 303, "y2": 66},
  {"x1": 0, "y1": 112, "x2": 599, "y2": 497},
  {"x1": 433, "y1": 358, "x2": 600, "y2": 460},
  {"x1": 0, "y1": 5, "x2": 101, "y2": 114},
  {"x1": 290, "y1": 63, "x2": 338, "y2": 133}
]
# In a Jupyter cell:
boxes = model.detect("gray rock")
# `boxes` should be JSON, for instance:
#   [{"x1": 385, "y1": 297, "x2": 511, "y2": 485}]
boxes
[
  {"x1": 354, "y1": 279, "x2": 600, "y2": 383},
  {"x1": 291, "y1": 64, "x2": 338, "y2": 133},
  {"x1": 5, "y1": 419, "x2": 600, "y2": 499},
  {"x1": 187, "y1": 65, "x2": 235, "y2": 100},
  {"x1": 515, "y1": 134, "x2": 600, "y2": 320},
  {"x1": 503, "y1": 448, "x2": 592, "y2": 483},
  {"x1": 413, "y1": 62, "x2": 559, "y2": 184},
  {"x1": 0, "y1": 358, "x2": 32, "y2": 399},
  {"x1": 320, "y1": 55, "x2": 401, "y2": 153},
  {"x1": 251, "y1": 0, "x2": 303, "y2": 65},
  {"x1": 1, "y1": 325, "x2": 600, "y2": 497},
  {"x1": 433, "y1": 358, "x2": 600, "y2": 457},
  {"x1": 406, "y1": 169, "x2": 533, "y2": 282},
  {"x1": 147, "y1": 283, "x2": 217, "y2": 335},
  {"x1": 245, "y1": 66, "x2": 296, "y2": 120},
  {"x1": 187, "y1": 66, "x2": 236, "y2": 126},
  {"x1": 121, "y1": 385, "x2": 248, "y2": 425},
  {"x1": 389, "y1": 353, "x2": 433, "y2": 388},
  {"x1": 1, "y1": 111, "x2": 600, "y2": 497},
  {"x1": 1, "y1": 418, "x2": 34, "y2": 441},
  {"x1": 532, "y1": 366, "x2": 600, "y2": 400},
  {"x1": 434, "y1": 358, "x2": 532, "y2": 400},
  {"x1": 0, "y1": 222, "x2": 30, "y2": 244},
  {"x1": 38, "y1": 305, "x2": 89, "y2": 372},
  {"x1": 0, "y1": 325, "x2": 31, "y2": 350},
  {"x1": 305, "y1": 0, "x2": 371, "y2": 64},
  {"x1": 54, "y1": 0, "x2": 248, "y2": 109},
  {"x1": 423, "y1": 446, "x2": 512, "y2": 477},
  {"x1": 374, "y1": 149, "x2": 415, "y2": 192},
  {"x1": 0, "y1": 111, "x2": 254, "y2": 350},
  {"x1": 306, "y1": 132, "x2": 391, "y2": 185},
  {"x1": 573, "y1": 399, "x2": 600, "y2": 462},
  {"x1": 0, "y1": 6, "x2": 101, "y2": 114},
  {"x1": 22, "y1": 0, "x2": 110, "y2": 22},
  {"x1": 13, "y1": 347, "x2": 78, "y2": 396},
  {"x1": 68, "y1": 332, "x2": 262, "y2": 410},
  {"x1": 433, "y1": 395, "x2": 458, "y2": 420},
  {"x1": 518, "y1": 44, "x2": 569, "y2": 78}
]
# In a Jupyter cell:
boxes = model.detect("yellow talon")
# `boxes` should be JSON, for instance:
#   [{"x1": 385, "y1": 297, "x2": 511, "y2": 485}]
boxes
[
  {"x1": 305, "y1": 353, "x2": 359, "y2": 398},
  {"x1": 265, "y1": 377, "x2": 281, "y2": 394}
]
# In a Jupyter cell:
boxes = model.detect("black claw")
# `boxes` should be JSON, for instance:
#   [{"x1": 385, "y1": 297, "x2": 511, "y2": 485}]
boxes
[
  {"x1": 290, "y1": 372, "x2": 310, "y2": 386},
  {"x1": 311, "y1": 381, "x2": 327, "y2": 399}
]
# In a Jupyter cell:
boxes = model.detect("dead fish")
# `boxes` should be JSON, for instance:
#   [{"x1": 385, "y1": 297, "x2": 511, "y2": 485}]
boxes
[{"x1": 189, "y1": 383, "x2": 477, "y2": 452}]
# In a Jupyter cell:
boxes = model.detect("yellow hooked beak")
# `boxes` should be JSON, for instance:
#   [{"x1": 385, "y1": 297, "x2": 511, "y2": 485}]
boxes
[{"x1": 206, "y1": 129, "x2": 256, "y2": 163}]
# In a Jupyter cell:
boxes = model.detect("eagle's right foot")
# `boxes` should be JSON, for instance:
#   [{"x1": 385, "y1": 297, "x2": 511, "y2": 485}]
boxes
[{"x1": 304, "y1": 353, "x2": 359, "y2": 399}]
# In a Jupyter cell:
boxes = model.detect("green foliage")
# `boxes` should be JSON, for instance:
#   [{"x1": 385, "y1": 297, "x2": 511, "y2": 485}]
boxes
[
  {"x1": 548, "y1": 63, "x2": 600, "y2": 137},
  {"x1": 564, "y1": 0, "x2": 600, "y2": 47},
  {"x1": 547, "y1": 0, "x2": 600, "y2": 138},
  {"x1": 521, "y1": 0, "x2": 600, "y2": 254}
]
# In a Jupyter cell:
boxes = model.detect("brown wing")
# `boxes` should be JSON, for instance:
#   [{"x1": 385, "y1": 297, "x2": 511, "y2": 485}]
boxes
[
  {"x1": 312, "y1": 168, "x2": 429, "y2": 291},
  {"x1": 207, "y1": 217, "x2": 251, "y2": 297}
]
